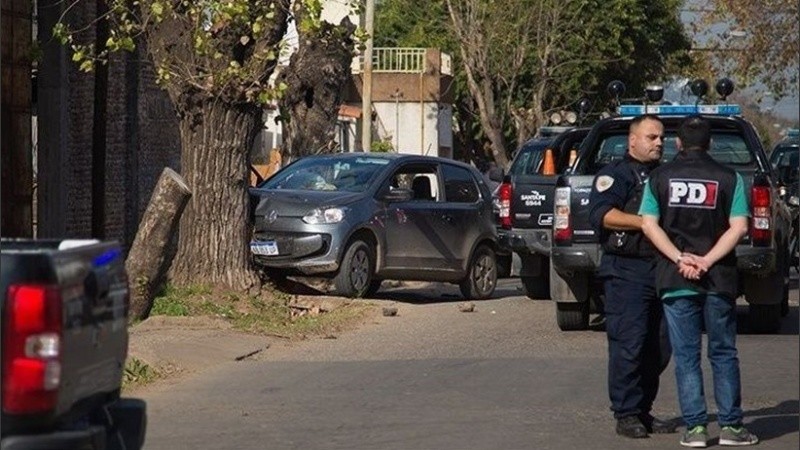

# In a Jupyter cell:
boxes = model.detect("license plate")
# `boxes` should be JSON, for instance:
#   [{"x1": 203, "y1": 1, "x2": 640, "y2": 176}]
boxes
[{"x1": 250, "y1": 240, "x2": 279, "y2": 256}]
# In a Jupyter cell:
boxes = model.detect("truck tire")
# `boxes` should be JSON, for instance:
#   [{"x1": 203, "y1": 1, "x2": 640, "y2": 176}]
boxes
[
  {"x1": 749, "y1": 304, "x2": 781, "y2": 334},
  {"x1": 459, "y1": 245, "x2": 497, "y2": 299},
  {"x1": 556, "y1": 301, "x2": 589, "y2": 331},
  {"x1": 521, "y1": 275, "x2": 550, "y2": 300},
  {"x1": 496, "y1": 253, "x2": 512, "y2": 278},
  {"x1": 334, "y1": 240, "x2": 374, "y2": 298}
]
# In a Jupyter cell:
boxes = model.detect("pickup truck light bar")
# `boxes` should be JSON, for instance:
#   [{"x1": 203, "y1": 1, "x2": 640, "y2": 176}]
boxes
[{"x1": 617, "y1": 104, "x2": 742, "y2": 116}]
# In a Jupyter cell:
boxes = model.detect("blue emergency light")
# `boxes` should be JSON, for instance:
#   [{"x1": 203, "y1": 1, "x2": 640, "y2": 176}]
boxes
[{"x1": 617, "y1": 104, "x2": 742, "y2": 116}]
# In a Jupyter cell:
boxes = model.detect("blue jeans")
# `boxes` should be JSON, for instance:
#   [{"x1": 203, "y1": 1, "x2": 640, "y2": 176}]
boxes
[{"x1": 662, "y1": 293, "x2": 743, "y2": 428}]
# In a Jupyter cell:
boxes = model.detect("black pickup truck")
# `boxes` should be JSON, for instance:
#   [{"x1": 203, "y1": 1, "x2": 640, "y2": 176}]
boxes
[
  {"x1": 547, "y1": 104, "x2": 792, "y2": 333},
  {"x1": 1, "y1": 239, "x2": 146, "y2": 450},
  {"x1": 494, "y1": 127, "x2": 590, "y2": 297}
]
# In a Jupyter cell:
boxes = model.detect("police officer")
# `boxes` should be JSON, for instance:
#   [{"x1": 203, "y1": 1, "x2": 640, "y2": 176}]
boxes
[
  {"x1": 640, "y1": 116, "x2": 757, "y2": 447},
  {"x1": 588, "y1": 114, "x2": 674, "y2": 439}
]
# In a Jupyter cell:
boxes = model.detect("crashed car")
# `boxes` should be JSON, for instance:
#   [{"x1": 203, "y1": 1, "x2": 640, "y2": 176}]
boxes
[{"x1": 249, "y1": 153, "x2": 499, "y2": 299}]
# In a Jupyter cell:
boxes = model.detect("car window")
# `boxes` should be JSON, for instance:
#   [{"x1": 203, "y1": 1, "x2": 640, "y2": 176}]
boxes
[
  {"x1": 442, "y1": 164, "x2": 479, "y2": 203},
  {"x1": 385, "y1": 163, "x2": 441, "y2": 201},
  {"x1": 592, "y1": 131, "x2": 754, "y2": 171},
  {"x1": 261, "y1": 156, "x2": 389, "y2": 192}
]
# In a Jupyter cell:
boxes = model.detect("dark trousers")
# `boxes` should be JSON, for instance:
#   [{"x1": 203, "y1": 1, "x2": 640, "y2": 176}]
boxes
[{"x1": 603, "y1": 265, "x2": 671, "y2": 419}]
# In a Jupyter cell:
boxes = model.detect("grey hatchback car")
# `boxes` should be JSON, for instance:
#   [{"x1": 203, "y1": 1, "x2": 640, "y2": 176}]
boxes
[{"x1": 249, "y1": 153, "x2": 498, "y2": 299}]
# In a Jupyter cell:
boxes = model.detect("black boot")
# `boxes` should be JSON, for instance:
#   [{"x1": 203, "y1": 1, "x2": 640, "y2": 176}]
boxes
[
  {"x1": 639, "y1": 413, "x2": 677, "y2": 434},
  {"x1": 616, "y1": 416, "x2": 649, "y2": 439}
]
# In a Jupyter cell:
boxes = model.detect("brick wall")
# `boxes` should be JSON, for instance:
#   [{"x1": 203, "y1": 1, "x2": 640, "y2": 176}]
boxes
[{"x1": 39, "y1": 1, "x2": 180, "y2": 248}]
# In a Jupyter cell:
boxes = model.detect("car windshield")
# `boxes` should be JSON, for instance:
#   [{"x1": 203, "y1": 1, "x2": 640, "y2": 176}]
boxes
[
  {"x1": 593, "y1": 131, "x2": 754, "y2": 169},
  {"x1": 261, "y1": 156, "x2": 390, "y2": 192},
  {"x1": 769, "y1": 144, "x2": 799, "y2": 169}
]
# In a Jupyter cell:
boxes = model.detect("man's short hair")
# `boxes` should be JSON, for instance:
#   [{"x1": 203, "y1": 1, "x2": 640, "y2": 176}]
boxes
[
  {"x1": 629, "y1": 114, "x2": 662, "y2": 132},
  {"x1": 678, "y1": 115, "x2": 711, "y2": 150}
]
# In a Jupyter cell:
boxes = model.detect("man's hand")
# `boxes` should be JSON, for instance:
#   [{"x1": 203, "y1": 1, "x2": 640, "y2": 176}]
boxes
[{"x1": 677, "y1": 253, "x2": 709, "y2": 280}]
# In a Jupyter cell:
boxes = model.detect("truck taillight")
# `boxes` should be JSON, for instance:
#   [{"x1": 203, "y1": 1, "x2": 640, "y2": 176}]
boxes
[
  {"x1": 750, "y1": 185, "x2": 771, "y2": 247},
  {"x1": 2, "y1": 284, "x2": 62, "y2": 414},
  {"x1": 498, "y1": 182, "x2": 513, "y2": 229},
  {"x1": 554, "y1": 186, "x2": 572, "y2": 244}
]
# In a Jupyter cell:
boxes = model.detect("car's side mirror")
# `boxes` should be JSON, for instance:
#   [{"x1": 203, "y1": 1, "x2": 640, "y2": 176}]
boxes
[
  {"x1": 382, "y1": 188, "x2": 413, "y2": 203},
  {"x1": 488, "y1": 167, "x2": 504, "y2": 183}
]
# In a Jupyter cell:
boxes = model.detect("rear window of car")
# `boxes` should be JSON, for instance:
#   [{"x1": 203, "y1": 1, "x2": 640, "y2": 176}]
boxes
[
  {"x1": 592, "y1": 131, "x2": 754, "y2": 170},
  {"x1": 508, "y1": 140, "x2": 551, "y2": 176},
  {"x1": 261, "y1": 157, "x2": 389, "y2": 192}
]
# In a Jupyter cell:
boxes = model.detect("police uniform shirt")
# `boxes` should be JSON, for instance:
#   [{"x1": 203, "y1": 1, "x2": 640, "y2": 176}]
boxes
[
  {"x1": 589, "y1": 155, "x2": 657, "y2": 258},
  {"x1": 638, "y1": 171, "x2": 749, "y2": 299}
]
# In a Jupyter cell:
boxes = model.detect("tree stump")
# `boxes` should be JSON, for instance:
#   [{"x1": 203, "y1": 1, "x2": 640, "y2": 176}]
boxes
[{"x1": 126, "y1": 168, "x2": 192, "y2": 321}]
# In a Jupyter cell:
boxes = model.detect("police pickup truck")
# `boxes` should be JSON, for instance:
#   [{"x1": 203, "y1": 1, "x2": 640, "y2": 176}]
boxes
[
  {"x1": 493, "y1": 127, "x2": 590, "y2": 298},
  {"x1": 548, "y1": 83, "x2": 792, "y2": 333},
  {"x1": 1, "y1": 239, "x2": 146, "y2": 449}
]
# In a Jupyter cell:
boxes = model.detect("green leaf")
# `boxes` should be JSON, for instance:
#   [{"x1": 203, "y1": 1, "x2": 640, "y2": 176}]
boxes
[{"x1": 151, "y1": 2, "x2": 164, "y2": 17}]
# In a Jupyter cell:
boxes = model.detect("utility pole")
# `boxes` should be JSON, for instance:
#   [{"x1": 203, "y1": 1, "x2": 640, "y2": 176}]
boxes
[{"x1": 361, "y1": 0, "x2": 375, "y2": 152}]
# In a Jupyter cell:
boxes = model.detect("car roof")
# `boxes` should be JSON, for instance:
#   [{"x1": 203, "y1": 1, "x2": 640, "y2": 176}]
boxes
[{"x1": 295, "y1": 152, "x2": 479, "y2": 171}]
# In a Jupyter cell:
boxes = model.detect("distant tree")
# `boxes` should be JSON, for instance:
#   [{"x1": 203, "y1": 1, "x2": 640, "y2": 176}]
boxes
[
  {"x1": 444, "y1": 0, "x2": 692, "y2": 169},
  {"x1": 694, "y1": 0, "x2": 799, "y2": 100},
  {"x1": 277, "y1": 3, "x2": 357, "y2": 162},
  {"x1": 376, "y1": 0, "x2": 691, "y2": 169}
]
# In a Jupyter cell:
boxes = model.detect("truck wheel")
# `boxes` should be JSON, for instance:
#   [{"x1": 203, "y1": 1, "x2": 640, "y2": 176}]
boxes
[
  {"x1": 521, "y1": 275, "x2": 550, "y2": 300},
  {"x1": 556, "y1": 301, "x2": 589, "y2": 331},
  {"x1": 459, "y1": 245, "x2": 497, "y2": 299},
  {"x1": 749, "y1": 304, "x2": 781, "y2": 334},
  {"x1": 781, "y1": 248, "x2": 790, "y2": 317},
  {"x1": 334, "y1": 240, "x2": 374, "y2": 298},
  {"x1": 496, "y1": 253, "x2": 512, "y2": 278}
]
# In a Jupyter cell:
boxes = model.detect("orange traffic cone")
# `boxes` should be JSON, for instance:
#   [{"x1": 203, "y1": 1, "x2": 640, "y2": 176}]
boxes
[
  {"x1": 568, "y1": 149, "x2": 578, "y2": 168},
  {"x1": 542, "y1": 148, "x2": 556, "y2": 175}
]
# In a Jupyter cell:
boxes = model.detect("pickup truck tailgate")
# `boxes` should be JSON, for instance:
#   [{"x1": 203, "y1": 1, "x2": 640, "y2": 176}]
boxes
[
  {"x1": 564, "y1": 175, "x2": 599, "y2": 244},
  {"x1": 1, "y1": 239, "x2": 129, "y2": 429},
  {"x1": 511, "y1": 175, "x2": 557, "y2": 228}
]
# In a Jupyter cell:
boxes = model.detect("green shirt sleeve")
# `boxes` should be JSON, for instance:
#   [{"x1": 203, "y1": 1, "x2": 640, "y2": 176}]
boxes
[
  {"x1": 638, "y1": 179, "x2": 660, "y2": 217},
  {"x1": 730, "y1": 173, "x2": 750, "y2": 217}
]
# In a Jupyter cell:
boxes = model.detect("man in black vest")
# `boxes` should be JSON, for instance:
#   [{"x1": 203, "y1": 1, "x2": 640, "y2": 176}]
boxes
[
  {"x1": 589, "y1": 114, "x2": 674, "y2": 439},
  {"x1": 640, "y1": 115, "x2": 757, "y2": 447}
]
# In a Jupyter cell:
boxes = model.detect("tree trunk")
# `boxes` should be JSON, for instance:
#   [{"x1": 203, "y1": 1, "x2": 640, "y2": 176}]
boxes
[
  {"x1": 169, "y1": 101, "x2": 262, "y2": 291},
  {"x1": 126, "y1": 168, "x2": 191, "y2": 321},
  {"x1": 278, "y1": 16, "x2": 356, "y2": 163}
]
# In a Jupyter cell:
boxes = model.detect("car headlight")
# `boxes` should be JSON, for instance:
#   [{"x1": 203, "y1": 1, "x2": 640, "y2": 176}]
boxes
[{"x1": 303, "y1": 207, "x2": 347, "y2": 224}]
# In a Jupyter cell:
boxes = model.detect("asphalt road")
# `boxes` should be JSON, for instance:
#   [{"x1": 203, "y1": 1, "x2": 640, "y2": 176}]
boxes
[{"x1": 138, "y1": 277, "x2": 799, "y2": 450}]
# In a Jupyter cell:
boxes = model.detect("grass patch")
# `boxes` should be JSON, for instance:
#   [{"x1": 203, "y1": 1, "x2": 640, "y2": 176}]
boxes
[
  {"x1": 122, "y1": 357, "x2": 161, "y2": 390},
  {"x1": 148, "y1": 283, "x2": 375, "y2": 339}
]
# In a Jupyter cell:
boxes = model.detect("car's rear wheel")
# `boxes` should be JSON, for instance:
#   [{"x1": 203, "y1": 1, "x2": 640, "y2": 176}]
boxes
[
  {"x1": 556, "y1": 301, "x2": 589, "y2": 331},
  {"x1": 459, "y1": 245, "x2": 497, "y2": 299},
  {"x1": 334, "y1": 240, "x2": 374, "y2": 298},
  {"x1": 521, "y1": 275, "x2": 550, "y2": 300},
  {"x1": 749, "y1": 304, "x2": 781, "y2": 334}
]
